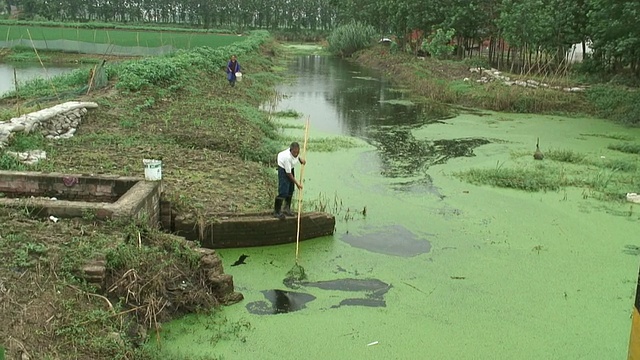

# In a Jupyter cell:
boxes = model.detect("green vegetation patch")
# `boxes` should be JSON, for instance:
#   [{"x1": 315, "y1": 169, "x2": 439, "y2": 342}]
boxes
[
  {"x1": 581, "y1": 133, "x2": 635, "y2": 141},
  {"x1": 608, "y1": 143, "x2": 640, "y2": 155},
  {"x1": 283, "y1": 44, "x2": 330, "y2": 56},
  {"x1": 275, "y1": 134, "x2": 360, "y2": 153},
  {"x1": 457, "y1": 149, "x2": 639, "y2": 201},
  {"x1": 545, "y1": 149, "x2": 586, "y2": 164},
  {"x1": 273, "y1": 109, "x2": 302, "y2": 118},
  {"x1": 1, "y1": 24, "x2": 243, "y2": 49},
  {"x1": 586, "y1": 85, "x2": 640, "y2": 125},
  {"x1": 458, "y1": 165, "x2": 568, "y2": 192}
]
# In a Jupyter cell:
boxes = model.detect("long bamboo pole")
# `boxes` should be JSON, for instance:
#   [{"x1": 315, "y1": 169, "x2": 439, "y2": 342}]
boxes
[
  {"x1": 26, "y1": 29, "x2": 58, "y2": 98},
  {"x1": 295, "y1": 117, "x2": 310, "y2": 263}
]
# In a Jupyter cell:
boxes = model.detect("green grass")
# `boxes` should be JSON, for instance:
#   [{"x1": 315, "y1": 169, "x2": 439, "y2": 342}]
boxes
[
  {"x1": 280, "y1": 135, "x2": 360, "y2": 152},
  {"x1": 5, "y1": 50, "x2": 50, "y2": 62},
  {"x1": 457, "y1": 149, "x2": 639, "y2": 201},
  {"x1": 581, "y1": 133, "x2": 635, "y2": 141},
  {"x1": 1, "y1": 25, "x2": 243, "y2": 49},
  {"x1": 272, "y1": 109, "x2": 302, "y2": 118},
  {"x1": 0, "y1": 153, "x2": 29, "y2": 171},
  {"x1": 282, "y1": 44, "x2": 330, "y2": 56},
  {"x1": 545, "y1": 149, "x2": 586, "y2": 163},
  {"x1": 609, "y1": 143, "x2": 640, "y2": 155},
  {"x1": 459, "y1": 165, "x2": 570, "y2": 192},
  {"x1": 6, "y1": 133, "x2": 46, "y2": 152}
]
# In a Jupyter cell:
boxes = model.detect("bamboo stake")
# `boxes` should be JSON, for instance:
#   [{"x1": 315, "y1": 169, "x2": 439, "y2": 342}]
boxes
[
  {"x1": 26, "y1": 28, "x2": 58, "y2": 97},
  {"x1": 13, "y1": 67, "x2": 18, "y2": 97},
  {"x1": 295, "y1": 117, "x2": 310, "y2": 263},
  {"x1": 87, "y1": 63, "x2": 98, "y2": 95}
]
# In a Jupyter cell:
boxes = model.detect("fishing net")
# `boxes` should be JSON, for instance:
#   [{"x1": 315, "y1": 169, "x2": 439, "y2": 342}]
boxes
[
  {"x1": 283, "y1": 263, "x2": 307, "y2": 288},
  {"x1": 0, "y1": 39, "x2": 175, "y2": 57}
]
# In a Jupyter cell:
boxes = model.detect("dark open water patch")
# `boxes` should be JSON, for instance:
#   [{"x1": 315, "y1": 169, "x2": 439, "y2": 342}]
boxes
[
  {"x1": 246, "y1": 290, "x2": 316, "y2": 315},
  {"x1": 623, "y1": 245, "x2": 640, "y2": 256},
  {"x1": 303, "y1": 278, "x2": 391, "y2": 308},
  {"x1": 341, "y1": 225, "x2": 431, "y2": 257},
  {"x1": 390, "y1": 176, "x2": 446, "y2": 198},
  {"x1": 275, "y1": 278, "x2": 393, "y2": 310},
  {"x1": 367, "y1": 125, "x2": 491, "y2": 178}
]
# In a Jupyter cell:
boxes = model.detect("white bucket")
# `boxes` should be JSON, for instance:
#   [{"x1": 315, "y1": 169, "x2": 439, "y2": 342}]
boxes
[
  {"x1": 143, "y1": 159, "x2": 162, "y2": 181},
  {"x1": 235, "y1": 72, "x2": 242, "y2": 81}
]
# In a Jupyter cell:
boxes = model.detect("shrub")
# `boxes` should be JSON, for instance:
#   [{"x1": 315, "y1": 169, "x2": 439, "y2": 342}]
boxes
[
  {"x1": 421, "y1": 28, "x2": 456, "y2": 59},
  {"x1": 328, "y1": 21, "x2": 377, "y2": 57},
  {"x1": 586, "y1": 85, "x2": 640, "y2": 125}
]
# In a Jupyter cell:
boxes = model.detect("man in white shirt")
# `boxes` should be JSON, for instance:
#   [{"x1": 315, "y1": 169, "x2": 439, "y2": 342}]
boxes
[{"x1": 274, "y1": 142, "x2": 306, "y2": 219}]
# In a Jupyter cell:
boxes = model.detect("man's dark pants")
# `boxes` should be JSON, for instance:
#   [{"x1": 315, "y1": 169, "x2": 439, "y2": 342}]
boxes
[{"x1": 274, "y1": 167, "x2": 295, "y2": 216}]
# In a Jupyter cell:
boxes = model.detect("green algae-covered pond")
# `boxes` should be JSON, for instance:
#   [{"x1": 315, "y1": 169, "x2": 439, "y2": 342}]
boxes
[{"x1": 152, "y1": 56, "x2": 640, "y2": 359}]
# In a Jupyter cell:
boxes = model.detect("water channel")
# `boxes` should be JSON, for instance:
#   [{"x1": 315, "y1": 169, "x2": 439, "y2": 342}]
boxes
[
  {"x1": 154, "y1": 55, "x2": 640, "y2": 359},
  {"x1": 0, "y1": 63, "x2": 78, "y2": 96}
]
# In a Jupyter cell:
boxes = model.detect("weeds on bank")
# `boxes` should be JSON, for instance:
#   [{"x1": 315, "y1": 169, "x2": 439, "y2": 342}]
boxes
[{"x1": 0, "y1": 206, "x2": 222, "y2": 359}]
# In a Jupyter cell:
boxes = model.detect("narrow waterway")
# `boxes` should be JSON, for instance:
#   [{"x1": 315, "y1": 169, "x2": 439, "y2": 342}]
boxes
[
  {"x1": 0, "y1": 63, "x2": 78, "y2": 96},
  {"x1": 154, "y1": 55, "x2": 640, "y2": 359}
]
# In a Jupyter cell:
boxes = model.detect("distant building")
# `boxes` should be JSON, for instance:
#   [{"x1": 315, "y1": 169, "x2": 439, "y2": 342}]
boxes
[{"x1": 566, "y1": 42, "x2": 593, "y2": 63}]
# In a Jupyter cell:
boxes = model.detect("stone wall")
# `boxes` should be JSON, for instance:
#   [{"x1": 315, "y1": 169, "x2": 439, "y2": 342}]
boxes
[{"x1": 0, "y1": 101, "x2": 98, "y2": 149}]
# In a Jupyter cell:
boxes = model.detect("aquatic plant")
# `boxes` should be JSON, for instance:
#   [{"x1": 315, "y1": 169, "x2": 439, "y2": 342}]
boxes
[
  {"x1": 581, "y1": 133, "x2": 635, "y2": 141},
  {"x1": 458, "y1": 165, "x2": 569, "y2": 192},
  {"x1": 457, "y1": 149, "x2": 639, "y2": 201},
  {"x1": 273, "y1": 109, "x2": 302, "y2": 118},
  {"x1": 308, "y1": 192, "x2": 366, "y2": 221},
  {"x1": 545, "y1": 149, "x2": 585, "y2": 163}
]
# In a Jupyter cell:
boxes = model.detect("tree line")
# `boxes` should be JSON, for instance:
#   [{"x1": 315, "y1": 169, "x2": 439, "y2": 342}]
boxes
[
  {"x1": 331, "y1": 0, "x2": 639, "y2": 76},
  {"x1": 4, "y1": 0, "x2": 639, "y2": 76},
  {"x1": 3, "y1": 0, "x2": 337, "y2": 30}
]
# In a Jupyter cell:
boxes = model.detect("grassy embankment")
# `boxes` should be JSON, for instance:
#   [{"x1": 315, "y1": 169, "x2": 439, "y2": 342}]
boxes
[
  {"x1": 0, "y1": 28, "x2": 356, "y2": 359},
  {"x1": 352, "y1": 46, "x2": 640, "y2": 201}
]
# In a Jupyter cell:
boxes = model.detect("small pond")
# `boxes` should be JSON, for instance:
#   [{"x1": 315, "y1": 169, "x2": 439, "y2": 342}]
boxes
[{"x1": 0, "y1": 63, "x2": 80, "y2": 96}]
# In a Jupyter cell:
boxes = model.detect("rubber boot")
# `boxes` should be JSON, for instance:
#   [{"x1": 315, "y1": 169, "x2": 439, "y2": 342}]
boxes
[
  {"x1": 273, "y1": 197, "x2": 285, "y2": 220},
  {"x1": 283, "y1": 197, "x2": 296, "y2": 217}
]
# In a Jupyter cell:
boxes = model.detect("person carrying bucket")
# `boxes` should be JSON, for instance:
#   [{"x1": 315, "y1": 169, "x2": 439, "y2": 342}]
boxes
[
  {"x1": 226, "y1": 55, "x2": 241, "y2": 87},
  {"x1": 274, "y1": 142, "x2": 306, "y2": 219}
]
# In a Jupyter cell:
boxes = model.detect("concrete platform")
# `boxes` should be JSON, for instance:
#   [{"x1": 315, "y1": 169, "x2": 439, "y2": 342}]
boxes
[{"x1": 0, "y1": 170, "x2": 162, "y2": 227}]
